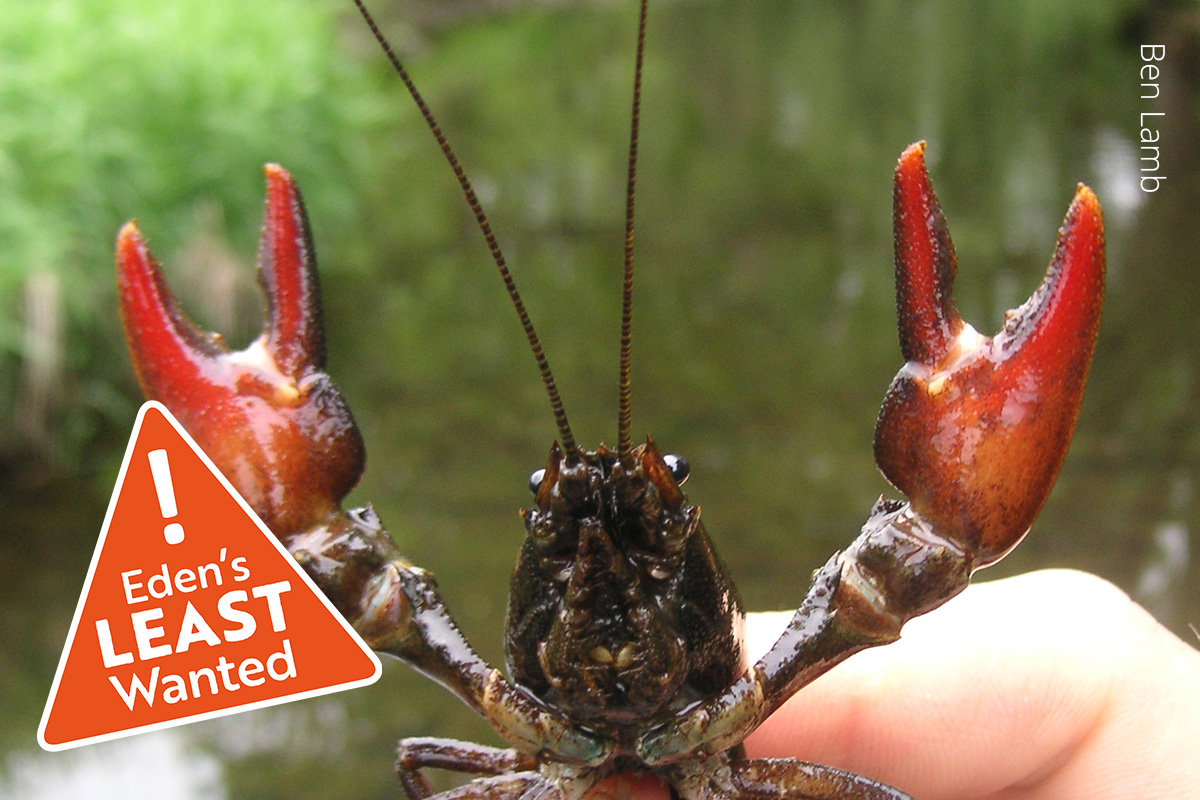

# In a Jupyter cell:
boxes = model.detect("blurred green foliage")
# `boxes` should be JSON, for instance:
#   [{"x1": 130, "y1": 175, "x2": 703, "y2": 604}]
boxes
[{"x1": 0, "y1": 0, "x2": 397, "y2": 469}]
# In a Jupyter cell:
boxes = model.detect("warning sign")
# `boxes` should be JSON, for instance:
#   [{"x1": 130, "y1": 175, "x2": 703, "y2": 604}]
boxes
[{"x1": 38, "y1": 401, "x2": 381, "y2": 751}]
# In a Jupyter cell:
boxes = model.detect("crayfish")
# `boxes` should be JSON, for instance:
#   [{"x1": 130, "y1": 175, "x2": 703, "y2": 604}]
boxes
[{"x1": 113, "y1": 1, "x2": 1105, "y2": 798}]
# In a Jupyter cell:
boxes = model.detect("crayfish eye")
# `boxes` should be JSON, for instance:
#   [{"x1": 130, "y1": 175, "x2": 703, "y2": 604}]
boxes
[
  {"x1": 663, "y1": 454, "x2": 690, "y2": 485},
  {"x1": 528, "y1": 468, "x2": 546, "y2": 495}
]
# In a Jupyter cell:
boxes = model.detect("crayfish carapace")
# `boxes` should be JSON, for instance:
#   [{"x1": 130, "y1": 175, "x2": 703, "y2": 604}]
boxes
[{"x1": 114, "y1": 1, "x2": 1104, "y2": 798}]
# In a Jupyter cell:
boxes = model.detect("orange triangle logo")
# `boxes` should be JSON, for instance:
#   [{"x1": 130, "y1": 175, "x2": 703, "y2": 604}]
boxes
[{"x1": 38, "y1": 401, "x2": 381, "y2": 750}]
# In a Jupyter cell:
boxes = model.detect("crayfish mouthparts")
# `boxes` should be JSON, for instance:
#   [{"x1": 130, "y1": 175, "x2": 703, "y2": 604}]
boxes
[{"x1": 875, "y1": 141, "x2": 1104, "y2": 568}]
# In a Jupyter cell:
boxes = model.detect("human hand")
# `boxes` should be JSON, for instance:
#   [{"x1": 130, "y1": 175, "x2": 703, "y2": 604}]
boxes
[{"x1": 744, "y1": 569, "x2": 1200, "y2": 799}]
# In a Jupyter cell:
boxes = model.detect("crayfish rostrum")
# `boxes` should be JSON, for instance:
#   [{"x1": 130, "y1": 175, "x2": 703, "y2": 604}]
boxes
[{"x1": 114, "y1": 1, "x2": 1104, "y2": 798}]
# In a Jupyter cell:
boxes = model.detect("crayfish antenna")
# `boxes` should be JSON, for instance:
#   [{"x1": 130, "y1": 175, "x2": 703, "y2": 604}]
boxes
[
  {"x1": 616, "y1": 0, "x2": 649, "y2": 461},
  {"x1": 351, "y1": 0, "x2": 579, "y2": 464}
]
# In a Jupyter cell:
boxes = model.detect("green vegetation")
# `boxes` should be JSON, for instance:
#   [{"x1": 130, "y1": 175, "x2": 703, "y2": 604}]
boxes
[{"x1": 0, "y1": 0, "x2": 395, "y2": 467}]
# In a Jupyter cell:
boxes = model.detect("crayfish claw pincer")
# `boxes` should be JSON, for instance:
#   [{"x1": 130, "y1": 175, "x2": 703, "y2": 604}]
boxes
[
  {"x1": 874, "y1": 142, "x2": 1105, "y2": 567},
  {"x1": 116, "y1": 164, "x2": 364, "y2": 538}
]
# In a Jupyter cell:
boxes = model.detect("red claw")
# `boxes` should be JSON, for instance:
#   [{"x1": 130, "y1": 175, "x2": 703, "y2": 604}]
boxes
[
  {"x1": 891, "y1": 141, "x2": 963, "y2": 366},
  {"x1": 259, "y1": 163, "x2": 325, "y2": 378},
  {"x1": 117, "y1": 164, "x2": 364, "y2": 538},
  {"x1": 875, "y1": 142, "x2": 1105, "y2": 567}
]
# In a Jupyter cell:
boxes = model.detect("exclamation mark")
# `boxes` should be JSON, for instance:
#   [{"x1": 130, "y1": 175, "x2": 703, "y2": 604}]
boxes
[{"x1": 148, "y1": 448, "x2": 185, "y2": 545}]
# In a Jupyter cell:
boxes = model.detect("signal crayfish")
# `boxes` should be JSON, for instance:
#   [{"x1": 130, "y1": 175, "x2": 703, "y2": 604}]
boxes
[{"x1": 113, "y1": 1, "x2": 1105, "y2": 798}]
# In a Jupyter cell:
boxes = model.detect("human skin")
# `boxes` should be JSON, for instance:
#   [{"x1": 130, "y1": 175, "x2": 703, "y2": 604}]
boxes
[
  {"x1": 743, "y1": 569, "x2": 1200, "y2": 799},
  {"x1": 611, "y1": 569, "x2": 1200, "y2": 800}
]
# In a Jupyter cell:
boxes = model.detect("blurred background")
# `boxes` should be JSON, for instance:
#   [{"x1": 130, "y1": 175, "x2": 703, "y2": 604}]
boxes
[{"x1": 1, "y1": 0, "x2": 1197, "y2": 796}]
